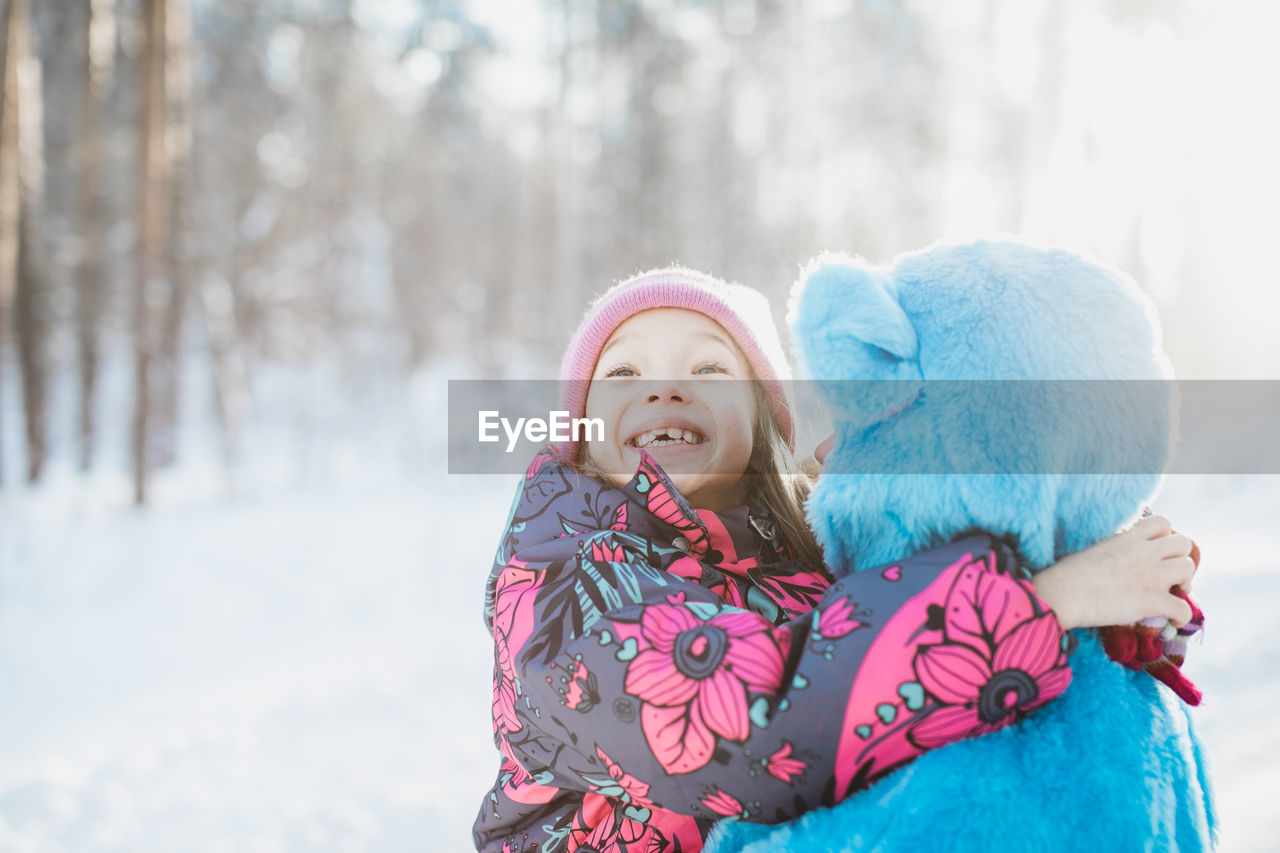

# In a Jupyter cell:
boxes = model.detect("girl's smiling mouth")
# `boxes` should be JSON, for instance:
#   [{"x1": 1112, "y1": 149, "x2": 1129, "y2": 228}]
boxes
[
  {"x1": 627, "y1": 426, "x2": 708, "y2": 448},
  {"x1": 624, "y1": 415, "x2": 711, "y2": 449}
]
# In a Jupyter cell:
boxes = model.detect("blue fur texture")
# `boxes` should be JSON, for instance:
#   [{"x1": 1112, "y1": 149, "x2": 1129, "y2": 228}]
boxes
[{"x1": 706, "y1": 236, "x2": 1216, "y2": 852}]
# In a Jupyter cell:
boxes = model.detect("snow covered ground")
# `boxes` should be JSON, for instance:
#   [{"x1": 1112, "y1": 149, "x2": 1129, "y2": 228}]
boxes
[
  {"x1": 0, "y1": 456, "x2": 509, "y2": 851},
  {"x1": 1, "y1": 383, "x2": 1277, "y2": 851}
]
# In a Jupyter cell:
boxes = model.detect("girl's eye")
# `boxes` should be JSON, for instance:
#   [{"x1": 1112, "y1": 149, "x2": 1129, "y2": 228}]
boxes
[{"x1": 603, "y1": 362, "x2": 727, "y2": 378}]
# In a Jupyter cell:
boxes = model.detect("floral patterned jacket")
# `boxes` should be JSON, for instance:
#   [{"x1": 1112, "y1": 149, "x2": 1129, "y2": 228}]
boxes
[{"x1": 473, "y1": 446, "x2": 1076, "y2": 853}]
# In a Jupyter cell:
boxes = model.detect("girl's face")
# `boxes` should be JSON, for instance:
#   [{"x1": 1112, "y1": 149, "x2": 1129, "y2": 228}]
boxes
[{"x1": 584, "y1": 308, "x2": 757, "y2": 511}]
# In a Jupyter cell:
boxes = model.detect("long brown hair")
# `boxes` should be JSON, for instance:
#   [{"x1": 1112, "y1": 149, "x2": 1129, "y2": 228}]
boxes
[
  {"x1": 567, "y1": 379, "x2": 827, "y2": 574},
  {"x1": 744, "y1": 380, "x2": 827, "y2": 572}
]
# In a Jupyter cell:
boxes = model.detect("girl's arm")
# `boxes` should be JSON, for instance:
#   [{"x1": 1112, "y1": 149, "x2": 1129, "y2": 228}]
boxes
[
  {"x1": 488, "y1": 452, "x2": 1083, "y2": 826},
  {"x1": 1031, "y1": 513, "x2": 1197, "y2": 629},
  {"x1": 1037, "y1": 514, "x2": 1205, "y2": 706}
]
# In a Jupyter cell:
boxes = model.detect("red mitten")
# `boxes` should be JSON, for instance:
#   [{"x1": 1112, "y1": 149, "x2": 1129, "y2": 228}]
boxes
[{"x1": 1147, "y1": 661, "x2": 1203, "y2": 706}]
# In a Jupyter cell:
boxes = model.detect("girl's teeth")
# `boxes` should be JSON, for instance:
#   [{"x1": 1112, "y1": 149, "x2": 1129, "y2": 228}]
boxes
[{"x1": 635, "y1": 428, "x2": 703, "y2": 447}]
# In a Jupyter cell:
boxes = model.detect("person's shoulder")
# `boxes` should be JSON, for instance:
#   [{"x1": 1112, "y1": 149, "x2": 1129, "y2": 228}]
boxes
[
  {"x1": 944, "y1": 527, "x2": 1031, "y2": 576},
  {"x1": 507, "y1": 444, "x2": 604, "y2": 526}
]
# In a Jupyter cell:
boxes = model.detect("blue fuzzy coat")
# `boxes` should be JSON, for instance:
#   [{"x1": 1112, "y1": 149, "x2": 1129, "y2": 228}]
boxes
[{"x1": 707, "y1": 236, "x2": 1216, "y2": 852}]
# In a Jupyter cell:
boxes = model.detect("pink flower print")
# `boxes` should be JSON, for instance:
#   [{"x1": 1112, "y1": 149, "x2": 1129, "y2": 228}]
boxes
[
  {"x1": 569, "y1": 794, "x2": 663, "y2": 853},
  {"x1": 665, "y1": 556, "x2": 704, "y2": 583},
  {"x1": 590, "y1": 535, "x2": 627, "y2": 562},
  {"x1": 908, "y1": 611, "x2": 1071, "y2": 750},
  {"x1": 623, "y1": 603, "x2": 789, "y2": 774},
  {"x1": 578, "y1": 813, "x2": 663, "y2": 853},
  {"x1": 526, "y1": 450, "x2": 552, "y2": 479},
  {"x1": 499, "y1": 754, "x2": 533, "y2": 790},
  {"x1": 817, "y1": 595, "x2": 864, "y2": 639},
  {"x1": 666, "y1": 556, "x2": 746, "y2": 609},
  {"x1": 492, "y1": 564, "x2": 540, "y2": 657},
  {"x1": 752, "y1": 569, "x2": 830, "y2": 619},
  {"x1": 562, "y1": 658, "x2": 599, "y2": 712},
  {"x1": 493, "y1": 636, "x2": 521, "y2": 737},
  {"x1": 942, "y1": 553, "x2": 1041, "y2": 651},
  {"x1": 765, "y1": 740, "x2": 808, "y2": 783},
  {"x1": 610, "y1": 502, "x2": 629, "y2": 530},
  {"x1": 700, "y1": 787, "x2": 748, "y2": 818},
  {"x1": 588, "y1": 746, "x2": 654, "y2": 810},
  {"x1": 567, "y1": 793, "x2": 613, "y2": 849},
  {"x1": 638, "y1": 451, "x2": 710, "y2": 557}
]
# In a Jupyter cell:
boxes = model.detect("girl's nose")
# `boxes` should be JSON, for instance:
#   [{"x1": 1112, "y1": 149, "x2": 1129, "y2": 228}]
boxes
[{"x1": 645, "y1": 379, "x2": 691, "y2": 404}]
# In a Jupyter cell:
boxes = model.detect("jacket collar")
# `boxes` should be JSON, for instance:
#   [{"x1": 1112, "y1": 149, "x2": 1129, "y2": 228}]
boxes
[{"x1": 614, "y1": 448, "x2": 773, "y2": 567}]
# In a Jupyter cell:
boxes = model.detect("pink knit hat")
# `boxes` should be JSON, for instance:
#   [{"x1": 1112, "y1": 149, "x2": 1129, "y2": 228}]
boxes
[{"x1": 556, "y1": 266, "x2": 794, "y2": 463}]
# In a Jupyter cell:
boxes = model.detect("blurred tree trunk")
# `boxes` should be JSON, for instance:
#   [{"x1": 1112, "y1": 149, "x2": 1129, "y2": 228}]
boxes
[
  {"x1": 1, "y1": 0, "x2": 49, "y2": 485},
  {"x1": 13, "y1": 156, "x2": 43, "y2": 484},
  {"x1": 133, "y1": 0, "x2": 169, "y2": 504},
  {"x1": 198, "y1": 272, "x2": 248, "y2": 467},
  {"x1": 75, "y1": 0, "x2": 116, "y2": 471},
  {"x1": 151, "y1": 0, "x2": 191, "y2": 468},
  {"x1": 541, "y1": 1, "x2": 573, "y2": 367},
  {"x1": 0, "y1": 0, "x2": 21, "y2": 486}
]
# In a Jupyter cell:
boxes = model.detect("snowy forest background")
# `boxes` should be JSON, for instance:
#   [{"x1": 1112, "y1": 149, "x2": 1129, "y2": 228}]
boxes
[{"x1": 2, "y1": 0, "x2": 1278, "y2": 851}]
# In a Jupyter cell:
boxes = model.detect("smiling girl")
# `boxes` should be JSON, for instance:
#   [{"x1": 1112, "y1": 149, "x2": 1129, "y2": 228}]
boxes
[{"x1": 472, "y1": 267, "x2": 1197, "y2": 853}]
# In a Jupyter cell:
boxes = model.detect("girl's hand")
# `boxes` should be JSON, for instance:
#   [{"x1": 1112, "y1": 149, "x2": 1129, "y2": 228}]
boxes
[{"x1": 1031, "y1": 515, "x2": 1197, "y2": 631}]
